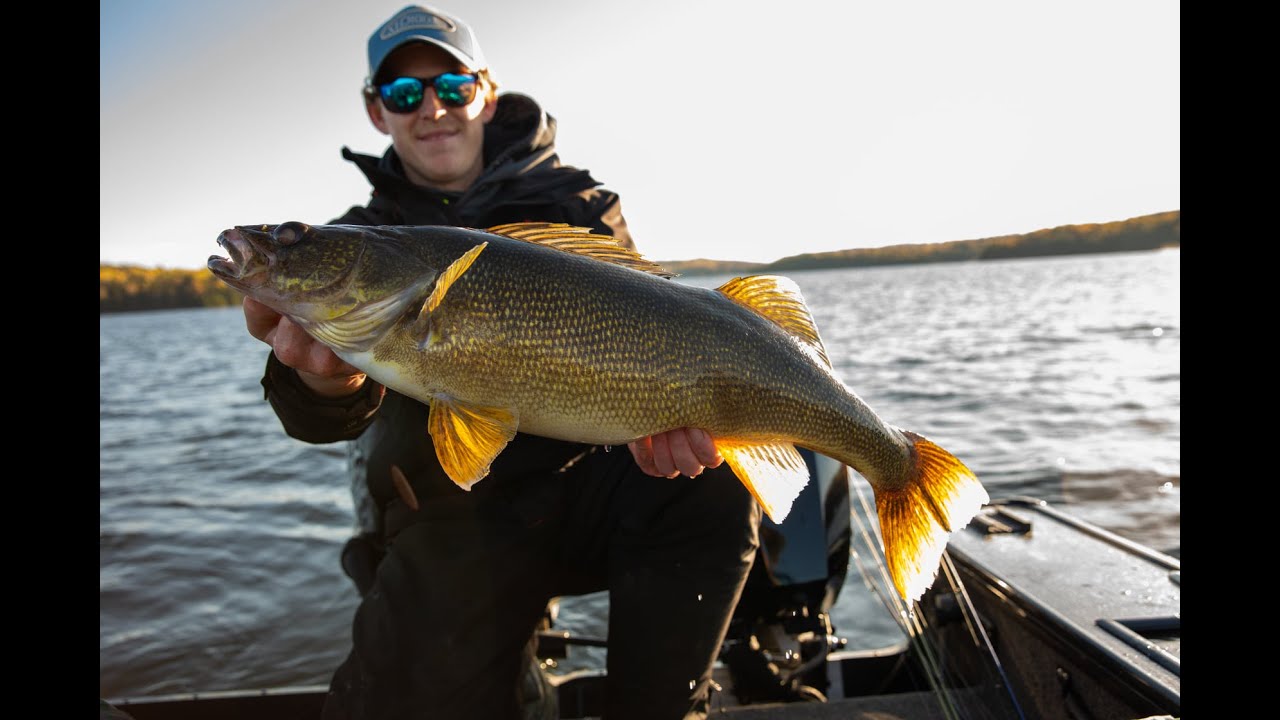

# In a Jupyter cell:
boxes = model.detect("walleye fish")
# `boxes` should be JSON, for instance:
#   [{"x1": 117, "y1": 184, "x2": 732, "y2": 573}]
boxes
[{"x1": 209, "y1": 221, "x2": 988, "y2": 602}]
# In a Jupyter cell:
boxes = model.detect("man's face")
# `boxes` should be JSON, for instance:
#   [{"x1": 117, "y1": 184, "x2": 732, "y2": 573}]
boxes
[{"x1": 366, "y1": 43, "x2": 496, "y2": 192}]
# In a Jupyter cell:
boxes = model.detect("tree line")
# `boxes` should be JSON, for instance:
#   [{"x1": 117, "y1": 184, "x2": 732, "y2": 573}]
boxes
[
  {"x1": 669, "y1": 210, "x2": 1180, "y2": 275},
  {"x1": 100, "y1": 265, "x2": 244, "y2": 313}
]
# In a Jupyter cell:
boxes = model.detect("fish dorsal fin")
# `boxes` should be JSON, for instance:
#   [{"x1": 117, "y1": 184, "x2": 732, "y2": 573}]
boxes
[
  {"x1": 716, "y1": 441, "x2": 811, "y2": 523},
  {"x1": 716, "y1": 276, "x2": 831, "y2": 367},
  {"x1": 427, "y1": 396, "x2": 519, "y2": 491},
  {"x1": 484, "y1": 222, "x2": 674, "y2": 278}
]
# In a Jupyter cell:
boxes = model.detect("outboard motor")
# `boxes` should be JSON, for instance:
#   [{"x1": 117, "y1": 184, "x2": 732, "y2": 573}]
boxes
[{"x1": 719, "y1": 449, "x2": 852, "y2": 704}]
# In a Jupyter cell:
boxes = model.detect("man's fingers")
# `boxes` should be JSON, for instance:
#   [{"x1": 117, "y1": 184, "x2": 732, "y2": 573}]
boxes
[
  {"x1": 243, "y1": 297, "x2": 281, "y2": 342},
  {"x1": 628, "y1": 437, "x2": 658, "y2": 477},
  {"x1": 685, "y1": 428, "x2": 723, "y2": 468},
  {"x1": 664, "y1": 428, "x2": 704, "y2": 478},
  {"x1": 629, "y1": 429, "x2": 721, "y2": 479},
  {"x1": 648, "y1": 432, "x2": 679, "y2": 478},
  {"x1": 270, "y1": 317, "x2": 311, "y2": 369}
]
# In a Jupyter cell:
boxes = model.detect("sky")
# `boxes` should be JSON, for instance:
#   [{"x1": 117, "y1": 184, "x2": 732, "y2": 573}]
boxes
[{"x1": 100, "y1": 0, "x2": 1179, "y2": 269}]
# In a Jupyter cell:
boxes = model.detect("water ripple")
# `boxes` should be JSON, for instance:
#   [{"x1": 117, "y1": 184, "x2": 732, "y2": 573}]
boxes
[{"x1": 101, "y1": 251, "x2": 1180, "y2": 698}]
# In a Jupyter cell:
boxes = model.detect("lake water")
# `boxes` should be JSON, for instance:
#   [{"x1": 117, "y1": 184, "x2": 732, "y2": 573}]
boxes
[{"x1": 99, "y1": 249, "x2": 1180, "y2": 699}]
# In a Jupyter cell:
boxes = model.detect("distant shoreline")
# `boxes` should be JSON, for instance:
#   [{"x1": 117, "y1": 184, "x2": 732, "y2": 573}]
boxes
[
  {"x1": 661, "y1": 210, "x2": 1179, "y2": 276},
  {"x1": 100, "y1": 211, "x2": 1179, "y2": 314}
]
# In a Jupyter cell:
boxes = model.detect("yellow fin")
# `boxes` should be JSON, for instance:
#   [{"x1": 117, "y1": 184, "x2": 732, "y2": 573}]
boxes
[
  {"x1": 410, "y1": 242, "x2": 487, "y2": 346},
  {"x1": 427, "y1": 397, "x2": 518, "y2": 491},
  {"x1": 716, "y1": 441, "x2": 811, "y2": 523},
  {"x1": 483, "y1": 222, "x2": 674, "y2": 278},
  {"x1": 716, "y1": 276, "x2": 830, "y2": 367},
  {"x1": 423, "y1": 242, "x2": 487, "y2": 316},
  {"x1": 874, "y1": 431, "x2": 989, "y2": 602}
]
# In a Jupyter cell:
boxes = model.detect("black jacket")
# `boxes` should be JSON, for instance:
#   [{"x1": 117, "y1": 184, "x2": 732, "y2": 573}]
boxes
[{"x1": 261, "y1": 92, "x2": 634, "y2": 538}]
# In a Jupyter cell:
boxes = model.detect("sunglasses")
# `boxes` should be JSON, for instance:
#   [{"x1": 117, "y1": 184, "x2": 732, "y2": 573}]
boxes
[{"x1": 374, "y1": 73, "x2": 479, "y2": 113}]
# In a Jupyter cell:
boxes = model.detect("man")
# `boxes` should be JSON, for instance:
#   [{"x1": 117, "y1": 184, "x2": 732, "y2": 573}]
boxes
[{"x1": 242, "y1": 5, "x2": 761, "y2": 719}]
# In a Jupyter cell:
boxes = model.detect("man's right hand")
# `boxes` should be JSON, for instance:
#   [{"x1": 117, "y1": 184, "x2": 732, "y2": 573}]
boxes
[{"x1": 244, "y1": 297, "x2": 368, "y2": 398}]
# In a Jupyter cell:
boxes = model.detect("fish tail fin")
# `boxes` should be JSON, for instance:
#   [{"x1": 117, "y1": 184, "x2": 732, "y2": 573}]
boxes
[{"x1": 875, "y1": 431, "x2": 988, "y2": 603}]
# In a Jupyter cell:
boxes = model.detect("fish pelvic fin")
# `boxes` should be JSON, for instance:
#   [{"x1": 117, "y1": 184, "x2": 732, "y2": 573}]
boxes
[
  {"x1": 874, "y1": 431, "x2": 989, "y2": 603},
  {"x1": 716, "y1": 276, "x2": 830, "y2": 367},
  {"x1": 427, "y1": 397, "x2": 518, "y2": 491},
  {"x1": 483, "y1": 222, "x2": 675, "y2": 278},
  {"x1": 717, "y1": 441, "x2": 811, "y2": 524}
]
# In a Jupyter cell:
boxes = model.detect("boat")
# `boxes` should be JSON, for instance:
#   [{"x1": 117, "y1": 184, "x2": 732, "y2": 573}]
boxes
[{"x1": 102, "y1": 451, "x2": 1180, "y2": 720}]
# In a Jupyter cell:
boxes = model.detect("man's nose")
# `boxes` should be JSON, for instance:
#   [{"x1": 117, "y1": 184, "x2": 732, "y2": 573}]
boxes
[{"x1": 420, "y1": 92, "x2": 448, "y2": 119}]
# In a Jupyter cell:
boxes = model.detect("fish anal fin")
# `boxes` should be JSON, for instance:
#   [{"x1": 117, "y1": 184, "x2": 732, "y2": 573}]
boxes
[
  {"x1": 427, "y1": 397, "x2": 518, "y2": 491},
  {"x1": 482, "y1": 222, "x2": 674, "y2": 278},
  {"x1": 716, "y1": 276, "x2": 830, "y2": 367},
  {"x1": 874, "y1": 431, "x2": 989, "y2": 602},
  {"x1": 717, "y1": 441, "x2": 811, "y2": 524}
]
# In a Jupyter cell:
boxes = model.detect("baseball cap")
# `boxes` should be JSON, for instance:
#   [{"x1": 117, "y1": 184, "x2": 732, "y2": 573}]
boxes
[{"x1": 366, "y1": 5, "x2": 487, "y2": 85}]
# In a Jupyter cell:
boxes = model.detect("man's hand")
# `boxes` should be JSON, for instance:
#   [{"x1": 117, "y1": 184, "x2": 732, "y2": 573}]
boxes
[
  {"x1": 243, "y1": 297, "x2": 367, "y2": 398},
  {"x1": 628, "y1": 428, "x2": 724, "y2": 478}
]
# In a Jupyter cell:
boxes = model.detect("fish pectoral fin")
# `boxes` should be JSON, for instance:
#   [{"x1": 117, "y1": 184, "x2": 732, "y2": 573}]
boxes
[
  {"x1": 427, "y1": 397, "x2": 518, "y2": 491},
  {"x1": 716, "y1": 441, "x2": 811, "y2": 524},
  {"x1": 874, "y1": 430, "x2": 990, "y2": 603},
  {"x1": 419, "y1": 242, "x2": 488, "y2": 319}
]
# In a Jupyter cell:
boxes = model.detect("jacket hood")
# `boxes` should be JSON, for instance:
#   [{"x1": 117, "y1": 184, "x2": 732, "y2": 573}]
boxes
[{"x1": 340, "y1": 93, "x2": 601, "y2": 222}]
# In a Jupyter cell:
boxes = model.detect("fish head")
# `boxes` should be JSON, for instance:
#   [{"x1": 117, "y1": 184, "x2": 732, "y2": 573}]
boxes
[
  {"x1": 209, "y1": 222, "x2": 447, "y2": 356},
  {"x1": 208, "y1": 222, "x2": 436, "y2": 321}
]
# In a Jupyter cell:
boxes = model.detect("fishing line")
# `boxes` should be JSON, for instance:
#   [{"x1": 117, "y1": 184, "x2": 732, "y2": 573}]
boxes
[
  {"x1": 846, "y1": 476, "x2": 966, "y2": 720},
  {"x1": 938, "y1": 551, "x2": 1029, "y2": 720},
  {"x1": 845, "y1": 473, "x2": 1025, "y2": 720}
]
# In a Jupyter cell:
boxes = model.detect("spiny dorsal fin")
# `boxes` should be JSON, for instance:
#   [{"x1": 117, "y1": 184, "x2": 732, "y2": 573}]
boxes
[
  {"x1": 484, "y1": 222, "x2": 675, "y2": 278},
  {"x1": 716, "y1": 276, "x2": 831, "y2": 367}
]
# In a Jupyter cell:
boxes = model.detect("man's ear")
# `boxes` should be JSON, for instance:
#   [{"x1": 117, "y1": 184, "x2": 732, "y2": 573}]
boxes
[
  {"x1": 366, "y1": 97, "x2": 392, "y2": 135},
  {"x1": 480, "y1": 96, "x2": 498, "y2": 124}
]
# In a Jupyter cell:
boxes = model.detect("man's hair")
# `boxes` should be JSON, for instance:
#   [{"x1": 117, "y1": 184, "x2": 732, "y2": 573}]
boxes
[{"x1": 475, "y1": 68, "x2": 500, "y2": 104}]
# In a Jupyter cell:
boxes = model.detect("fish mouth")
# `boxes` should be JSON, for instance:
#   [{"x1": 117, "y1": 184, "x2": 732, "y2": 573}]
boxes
[{"x1": 208, "y1": 226, "x2": 270, "y2": 286}]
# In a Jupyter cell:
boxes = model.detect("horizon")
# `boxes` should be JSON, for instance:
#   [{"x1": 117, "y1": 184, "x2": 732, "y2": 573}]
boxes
[
  {"x1": 101, "y1": 208, "x2": 1179, "y2": 271},
  {"x1": 101, "y1": 1, "x2": 1180, "y2": 270}
]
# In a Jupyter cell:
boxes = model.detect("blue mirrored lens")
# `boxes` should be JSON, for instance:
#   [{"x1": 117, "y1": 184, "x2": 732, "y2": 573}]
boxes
[
  {"x1": 381, "y1": 77, "x2": 426, "y2": 112},
  {"x1": 433, "y1": 73, "x2": 477, "y2": 106}
]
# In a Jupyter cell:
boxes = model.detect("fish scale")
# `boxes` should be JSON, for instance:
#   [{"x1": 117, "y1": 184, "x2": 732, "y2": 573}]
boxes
[{"x1": 209, "y1": 220, "x2": 989, "y2": 602}]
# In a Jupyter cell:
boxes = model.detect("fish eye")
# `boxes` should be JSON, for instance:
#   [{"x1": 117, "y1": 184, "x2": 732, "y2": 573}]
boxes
[{"x1": 274, "y1": 221, "x2": 312, "y2": 246}]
